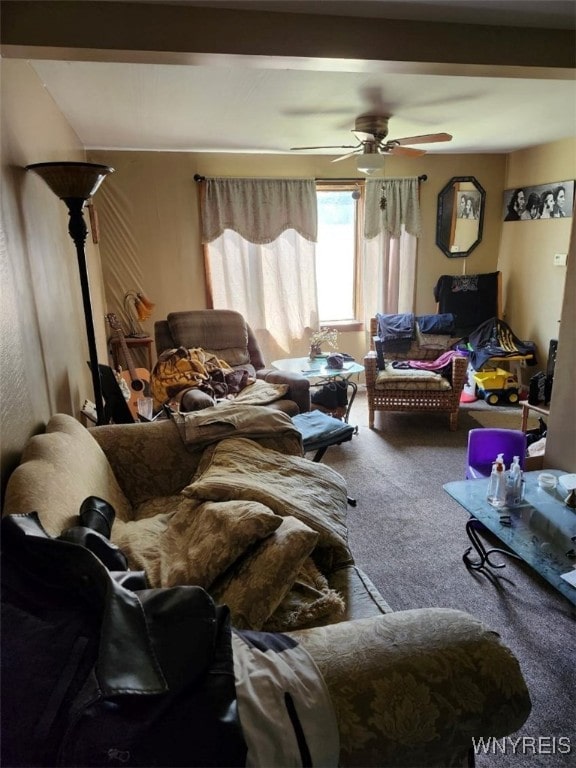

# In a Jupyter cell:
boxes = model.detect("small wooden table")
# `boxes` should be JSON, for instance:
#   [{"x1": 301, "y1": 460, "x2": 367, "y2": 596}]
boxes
[
  {"x1": 521, "y1": 401, "x2": 550, "y2": 432},
  {"x1": 109, "y1": 335, "x2": 153, "y2": 372}
]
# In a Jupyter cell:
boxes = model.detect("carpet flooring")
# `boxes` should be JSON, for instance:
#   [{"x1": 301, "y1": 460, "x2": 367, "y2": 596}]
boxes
[{"x1": 319, "y1": 389, "x2": 575, "y2": 768}]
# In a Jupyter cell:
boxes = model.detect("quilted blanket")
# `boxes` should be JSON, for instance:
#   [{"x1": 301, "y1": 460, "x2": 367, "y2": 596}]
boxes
[{"x1": 112, "y1": 437, "x2": 349, "y2": 631}]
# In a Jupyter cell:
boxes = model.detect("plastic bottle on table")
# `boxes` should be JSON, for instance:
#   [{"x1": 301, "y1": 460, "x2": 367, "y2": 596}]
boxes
[
  {"x1": 505, "y1": 455, "x2": 523, "y2": 507},
  {"x1": 487, "y1": 453, "x2": 506, "y2": 508}
]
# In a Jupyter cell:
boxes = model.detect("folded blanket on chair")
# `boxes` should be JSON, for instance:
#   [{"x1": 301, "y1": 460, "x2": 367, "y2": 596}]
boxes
[
  {"x1": 416, "y1": 313, "x2": 455, "y2": 335},
  {"x1": 376, "y1": 312, "x2": 415, "y2": 341},
  {"x1": 391, "y1": 349, "x2": 466, "y2": 376},
  {"x1": 376, "y1": 312, "x2": 415, "y2": 352}
]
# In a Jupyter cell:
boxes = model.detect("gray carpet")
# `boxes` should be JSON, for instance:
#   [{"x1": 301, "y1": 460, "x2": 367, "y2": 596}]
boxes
[{"x1": 320, "y1": 389, "x2": 575, "y2": 768}]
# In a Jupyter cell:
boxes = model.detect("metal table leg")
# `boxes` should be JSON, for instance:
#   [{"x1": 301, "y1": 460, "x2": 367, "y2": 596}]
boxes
[
  {"x1": 343, "y1": 379, "x2": 357, "y2": 423},
  {"x1": 463, "y1": 517, "x2": 522, "y2": 571}
]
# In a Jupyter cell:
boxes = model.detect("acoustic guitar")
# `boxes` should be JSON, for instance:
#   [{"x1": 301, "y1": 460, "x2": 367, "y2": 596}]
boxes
[{"x1": 106, "y1": 313, "x2": 151, "y2": 420}]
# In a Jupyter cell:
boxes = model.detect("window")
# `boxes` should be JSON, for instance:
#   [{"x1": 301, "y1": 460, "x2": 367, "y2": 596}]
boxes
[{"x1": 315, "y1": 183, "x2": 362, "y2": 326}]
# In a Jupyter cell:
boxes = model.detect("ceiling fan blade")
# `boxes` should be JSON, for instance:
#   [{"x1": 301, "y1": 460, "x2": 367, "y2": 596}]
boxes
[
  {"x1": 331, "y1": 149, "x2": 363, "y2": 163},
  {"x1": 393, "y1": 132, "x2": 453, "y2": 146},
  {"x1": 290, "y1": 144, "x2": 360, "y2": 151},
  {"x1": 389, "y1": 146, "x2": 427, "y2": 157}
]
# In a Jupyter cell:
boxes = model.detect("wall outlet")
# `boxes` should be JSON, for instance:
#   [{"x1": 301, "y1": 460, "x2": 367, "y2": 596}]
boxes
[{"x1": 553, "y1": 253, "x2": 567, "y2": 266}]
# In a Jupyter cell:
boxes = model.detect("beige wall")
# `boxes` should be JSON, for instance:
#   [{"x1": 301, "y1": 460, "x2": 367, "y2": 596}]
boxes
[
  {"x1": 88, "y1": 148, "x2": 507, "y2": 363},
  {"x1": 0, "y1": 58, "x2": 108, "y2": 493},
  {"x1": 545, "y1": 217, "x2": 575, "y2": 471},
  {"x1": 497, "y1": 138, "x2": 575, "y2": 364},
  {"x1": 496, "y1": 138, "x2": 575, "y2": 469}
]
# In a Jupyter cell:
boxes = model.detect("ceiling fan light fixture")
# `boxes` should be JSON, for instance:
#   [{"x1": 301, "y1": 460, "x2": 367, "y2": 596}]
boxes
[{"x1": 357, "y1": 153, "x2": 387, "y2": 175}]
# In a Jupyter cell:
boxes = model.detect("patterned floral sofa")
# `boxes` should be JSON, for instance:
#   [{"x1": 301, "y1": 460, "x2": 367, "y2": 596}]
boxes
[{"x1": 3, "y1": 413, "x2": 531, "y2": 766}]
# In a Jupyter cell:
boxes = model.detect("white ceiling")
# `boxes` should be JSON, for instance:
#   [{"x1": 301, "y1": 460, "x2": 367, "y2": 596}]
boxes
[{"x1": 25, "y1": 1, "x2": 576, "y2": 156}]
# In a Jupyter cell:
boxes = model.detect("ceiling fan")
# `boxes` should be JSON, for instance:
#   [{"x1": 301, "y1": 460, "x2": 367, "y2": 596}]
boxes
[{"x1": 291, "y1": 115, "x2": 452, "y2": 173}]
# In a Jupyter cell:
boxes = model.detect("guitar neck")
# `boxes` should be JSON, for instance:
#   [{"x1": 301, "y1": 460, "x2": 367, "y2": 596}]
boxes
[
  {"x1": 117, "y1": 333, "x2": 139, "y2": 382},
  {"x1": 106, "y1": 313, "x2": 145, "y2": 384}
]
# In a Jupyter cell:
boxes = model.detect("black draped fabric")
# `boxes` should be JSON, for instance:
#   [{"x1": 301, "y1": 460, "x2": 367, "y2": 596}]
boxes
[
  {"x1": 461, "y1": 318, "x2": 537, "y2": 370},
  {"x1": 434, "y1": 272, "x2": 500, "y2": 336}
]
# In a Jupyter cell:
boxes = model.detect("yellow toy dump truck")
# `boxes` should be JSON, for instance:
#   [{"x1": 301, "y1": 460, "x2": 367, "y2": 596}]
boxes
[{"x1": 472, "y1": 367, "x2": 520, "y2": 406}]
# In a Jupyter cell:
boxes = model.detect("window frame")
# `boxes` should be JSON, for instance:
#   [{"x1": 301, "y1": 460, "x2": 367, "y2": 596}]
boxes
[{"x1": 315, "y1": 180, "x2": 365, "y2": 332}]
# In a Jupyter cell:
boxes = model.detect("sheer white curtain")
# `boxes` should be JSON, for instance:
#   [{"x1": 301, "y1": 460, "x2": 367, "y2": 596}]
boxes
[
  {"x1": 361, "y1": 177, "x2": 421, "y2": 327},
  {"x1": 202, "y1": 177, "x2": 319, "y2": 362}
]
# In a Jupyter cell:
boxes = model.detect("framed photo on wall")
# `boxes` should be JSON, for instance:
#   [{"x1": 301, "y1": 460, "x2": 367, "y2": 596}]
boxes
[{"x1": 503, "y1": 180, "x2": 574, "y2": 221}]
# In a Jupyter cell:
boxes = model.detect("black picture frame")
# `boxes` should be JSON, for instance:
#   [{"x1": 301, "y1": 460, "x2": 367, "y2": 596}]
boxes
[{"x1": 436, "y1": 176, "x2": 486, "y2": 258}]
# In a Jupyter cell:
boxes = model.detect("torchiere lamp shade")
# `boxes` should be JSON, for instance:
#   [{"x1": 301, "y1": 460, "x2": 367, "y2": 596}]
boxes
[{"x1": 26, "y1": 162, "x2": 114, "y2": 201}]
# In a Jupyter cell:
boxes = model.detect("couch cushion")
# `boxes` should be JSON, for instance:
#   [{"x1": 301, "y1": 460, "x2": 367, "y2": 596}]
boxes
[
  {"x1": 111, "y1": 513, "x2": 173, "y2": 586},
  {"x1": 111, "y1": 495, "x2": 283, "y2": 590},
  {"x1": 415, "y1": 323, "x2": 455, "y2": 352},
  {"x1": 375, "y1": 365, "x2": 452, "y2": 391},
  {"x1": 328, "y1": 565, "x2": 393, "y2": 621},
  {"x1": 211, "y1": 515, "x2": 319, "y2": 630},
  {"x1": 160, "y1": 499, "x2": 282, "y2": 589},
  {"x1": 3, "y1": 414, "x2": 133, "y2": 537}
]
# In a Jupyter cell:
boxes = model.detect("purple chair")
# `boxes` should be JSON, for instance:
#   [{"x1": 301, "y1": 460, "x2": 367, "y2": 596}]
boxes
[{"x1": 465, "y1": 428, "x2": 527, "y2": 479}]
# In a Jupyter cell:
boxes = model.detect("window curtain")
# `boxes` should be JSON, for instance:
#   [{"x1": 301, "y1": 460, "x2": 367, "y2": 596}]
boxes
[
  {"x1": 201, "y1": 177, "x2": 319, "y2": 362},
  {"x1": 361, "y1": 177, "x2": 421, "y2": 328}
]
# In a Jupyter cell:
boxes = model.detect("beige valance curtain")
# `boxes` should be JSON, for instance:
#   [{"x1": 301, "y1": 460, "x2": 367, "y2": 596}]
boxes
[
  {"x1": 201, "y1": 177, "x2": 318, "y2": 244},
  {"x1": 200, "y1": 176, "x2": 319, "y2": 361},
  {"x1": 364, "y1": 177, "x2": 422, "y2": 239},
  {"x1": 361, "y1": 177, "x2": 419, "y2": 327}
]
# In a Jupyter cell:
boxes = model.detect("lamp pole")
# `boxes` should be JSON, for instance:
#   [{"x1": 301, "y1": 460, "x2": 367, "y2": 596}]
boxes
[{"x1": 26, "y1": 162, "x2": 114, "y2": 426}]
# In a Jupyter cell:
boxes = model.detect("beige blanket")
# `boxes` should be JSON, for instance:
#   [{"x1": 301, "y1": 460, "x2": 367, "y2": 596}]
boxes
[
  {"x1": 172, "y1": 402, "x2": 303, "y2": 454},
  {"x1": 114, "y1": 437, "x2": 350, "y2": 631},
  {"x1": 233, "y1": 378, "x2": 289, "y2": 404},
  {"x1": 182, "y1": 437, "x2": 351, "y2": 570}
]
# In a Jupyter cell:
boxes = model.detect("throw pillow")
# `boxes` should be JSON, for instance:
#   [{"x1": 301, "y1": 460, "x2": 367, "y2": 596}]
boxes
[
  {"x1": 181, "y1": 437, "x2": 349, "y2": 562},
  {"x1": 112, "y1": 513, "x2": 173, "y2": 587},
  {"x1": 160, "y1": 499, "x2": 282, "y2": 589},
  {"x1": 211, "y1": 515, "x2": 319, "y2": 630}
]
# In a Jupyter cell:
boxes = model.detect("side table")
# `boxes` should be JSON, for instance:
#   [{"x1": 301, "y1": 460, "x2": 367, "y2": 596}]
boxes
[
  {"x1": 271, "y1": 356, "x2": 364, "y2": 423},
  {"x1": 109, "y1": 335, "x2": 153, "y2": 372},
  {"x1": 521, "y1": 401, "x2": 550, "y2": 432}
]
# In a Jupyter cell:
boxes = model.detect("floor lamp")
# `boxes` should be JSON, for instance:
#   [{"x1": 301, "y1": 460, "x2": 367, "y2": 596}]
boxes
[{"x1": 26, "y1": 162, "x2": 115, "y2": 425}]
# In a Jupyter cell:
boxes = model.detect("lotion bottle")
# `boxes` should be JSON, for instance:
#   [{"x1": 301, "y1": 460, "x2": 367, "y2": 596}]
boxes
[
  {"x1": 506, "y1": 455, "x2": 523, "y2": 507},
  {"x1": 487, "y1": 454, "x2": 506, "y2": 508}
]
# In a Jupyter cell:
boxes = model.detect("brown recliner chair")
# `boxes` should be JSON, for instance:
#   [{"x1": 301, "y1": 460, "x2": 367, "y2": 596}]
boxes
[{"x1": 154, "y1": 309, "x2": 310, "y2": 415}]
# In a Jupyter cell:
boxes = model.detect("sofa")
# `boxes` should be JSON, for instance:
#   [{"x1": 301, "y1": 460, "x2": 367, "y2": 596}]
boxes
[
  {"x1": 2, "y1": 412, "x2": 531, "y2": 767},
  {"x1": 154, "y1": 309, "x2": 310, "y2": 415}
]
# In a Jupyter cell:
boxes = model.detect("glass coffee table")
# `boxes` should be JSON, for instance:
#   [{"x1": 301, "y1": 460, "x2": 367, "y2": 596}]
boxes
[
  {"x1": 271, "y1": 356, "x2": 364, "y2": 423},
  {"x1": 444, "y1": 470, "x2": 576, "y2": 605}
]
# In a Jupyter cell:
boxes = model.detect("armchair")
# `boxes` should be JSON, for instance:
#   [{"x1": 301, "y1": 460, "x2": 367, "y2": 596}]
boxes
[
  {"x1": 365, "y1": 317, "x2": 468, "y2": 431},
  {"x1": 154, "y1": 309, "x2": 310, "y2": 414}
]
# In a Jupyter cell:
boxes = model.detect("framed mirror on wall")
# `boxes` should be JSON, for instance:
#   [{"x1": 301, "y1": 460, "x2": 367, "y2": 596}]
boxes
[{"x1": 436, "y1": 176, "x2": 486, "y2": 258}]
